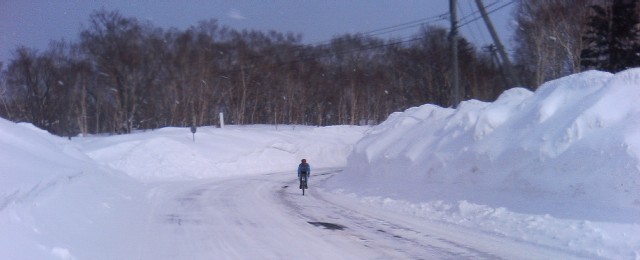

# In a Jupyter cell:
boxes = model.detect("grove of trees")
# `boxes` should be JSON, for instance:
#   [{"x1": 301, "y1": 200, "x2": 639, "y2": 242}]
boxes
[
  {"x1": 1, "y1": 1, "x2": 638, "y2": 137},
  {"x1": 581, "y1": 0, "x2": 640, "y2": 72},
  {"x1": 513, "y1": 0, "x2": 640, "y2": 86},
  {"x1": 0, "y1": 10, "x2": 504, "y2": 136}
]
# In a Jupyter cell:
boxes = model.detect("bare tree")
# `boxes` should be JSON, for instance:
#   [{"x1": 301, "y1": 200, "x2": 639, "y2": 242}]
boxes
[
  {"x1": 0, "y1": 9, "x2": 510, "y2": 135},
  {"x1": 80, "y1": 10, "x2": 150, "y2": 133},
  {"x1": 513, "y1": 0, "x2": 599, "y2": 87}
]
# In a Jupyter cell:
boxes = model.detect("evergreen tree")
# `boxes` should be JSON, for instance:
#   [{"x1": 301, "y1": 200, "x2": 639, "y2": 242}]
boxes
[{"x1": 581, "y1": 0, "x2": 640, "y2": 73}]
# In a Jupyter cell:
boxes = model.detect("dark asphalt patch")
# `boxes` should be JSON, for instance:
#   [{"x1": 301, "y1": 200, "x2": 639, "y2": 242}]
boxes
[{"x1": 308, "y1": 221, "x2": 346, "y2": 230}]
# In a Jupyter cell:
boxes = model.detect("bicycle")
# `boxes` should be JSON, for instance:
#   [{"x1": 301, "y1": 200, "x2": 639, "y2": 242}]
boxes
[{"x1": 300, "y1": 175, "x2": 308, "y2": 196}]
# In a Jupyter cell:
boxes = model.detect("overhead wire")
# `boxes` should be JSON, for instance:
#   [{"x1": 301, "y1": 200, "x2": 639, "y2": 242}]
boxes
[
  {"x1": 458, "y1": 1, "x2": 481, "y2": 45},
  {"x1": 295, "y1": 1, "x2": 513, "y2": 59},
  {"x1": 457, "y1": 1, "x2": 515, "y2": 29},
  {"x1": 218, "y1": 1, "x2": 514, "y2": 75},
  {"x1": 466, "y1": 0, "x2": 491, "y2": 44},
  {"x1": 457, "y1": 0, "x2": 500, "y2": 26},
  {"x1": 223, "y1": 12, "x2": 450, "y2": 74},
  {"x1": 304, "y1": 12, "x2": 449, "y2": 48}
]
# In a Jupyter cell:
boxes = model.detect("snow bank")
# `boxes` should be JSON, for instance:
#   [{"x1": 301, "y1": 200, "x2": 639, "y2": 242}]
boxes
[
  {"x1": 75, "y1": 125, "x2": 368, "y2": 181},
  {"x1": 326, "y1": 69, "x2": 640, "y2": 258},
  {"x1": 0, "y1": 118, "x2": 148, "y2": 259},
  {"x1": 329, "y1": 69, "x2": 640, "y2": 221},
  {"x1": 0, "y1": 120, "x2": 367, "y2": 258}
]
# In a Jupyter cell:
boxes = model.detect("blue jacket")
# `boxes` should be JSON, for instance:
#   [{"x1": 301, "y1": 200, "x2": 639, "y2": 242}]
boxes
[{"x1": 298, "y1": 163, "x2": 310, "y2": 180}]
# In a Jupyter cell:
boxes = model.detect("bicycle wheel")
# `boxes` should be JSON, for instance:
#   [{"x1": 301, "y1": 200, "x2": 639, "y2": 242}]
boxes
[{"x1": 301, "y1": 177, "x2": 307, "y2": 196}]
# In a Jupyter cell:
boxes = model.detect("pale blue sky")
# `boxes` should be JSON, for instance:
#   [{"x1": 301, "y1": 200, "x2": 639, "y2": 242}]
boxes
[{"x1": 0, "y1": 0, "x2": 516, "y2": 65}]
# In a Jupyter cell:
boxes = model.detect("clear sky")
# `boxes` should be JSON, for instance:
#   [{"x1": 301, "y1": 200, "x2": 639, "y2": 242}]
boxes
[{"x1": 0, "y1": 0, "x2": 516, "y2": 65}]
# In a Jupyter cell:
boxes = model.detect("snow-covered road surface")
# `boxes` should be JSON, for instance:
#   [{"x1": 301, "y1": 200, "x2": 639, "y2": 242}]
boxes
[{"x1": 137, "y1": 169, "x2": 588, "y2": 260}]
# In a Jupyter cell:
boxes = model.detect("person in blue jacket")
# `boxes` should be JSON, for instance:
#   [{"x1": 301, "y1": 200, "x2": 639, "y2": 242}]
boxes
[{"x1": 298, "y1": 159, "x2": 310, "y2": 189}]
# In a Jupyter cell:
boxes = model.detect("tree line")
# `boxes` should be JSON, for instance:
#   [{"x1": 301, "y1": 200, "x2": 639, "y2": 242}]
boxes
[
  {"x1": 1, "y1": 0, "x2": 638, "y2": 137},
  {"x1": 0, "y1": 9, "x2": 504, "y2": 136}
]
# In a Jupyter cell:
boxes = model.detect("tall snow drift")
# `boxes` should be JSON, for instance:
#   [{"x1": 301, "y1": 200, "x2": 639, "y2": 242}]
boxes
[
  {"x1": 328, "y1": 69, "x2": 640, "y2": 223},
  {"x1": 0, "y1": 117, "x2": 148, "y2": 259}
]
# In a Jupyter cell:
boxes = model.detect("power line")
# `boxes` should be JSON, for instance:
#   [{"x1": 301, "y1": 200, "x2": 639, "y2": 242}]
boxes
[
  {"x1": 296, "y1": 1, "x2": 517, "y2": 69},
  {"x1": 457, "y1": 0, "x2": 501, "y2": 26},
  {"x1": 215, "y1": 2, "x2": 515, "y2": 76},
  {"x1": 466, "y1": 0, "x2": 491, "y2": 44},
  {"x1": 303, "y1": 0, "x2": 512, "y2": 56},
  {"x1": 234, "y1": 12, "x2": 451, "y2": 71},
  {"x1": 458, "y1": 1, "x2": 481, "y2": 44},
  {"x1": 304, "y1": 12, "x2": 449, "y2": 48},
  {"x1": 357, "y1": 15, "x2": 449, "y2": 38},
  {"x1": 457, "y1": 1, "x2": 515, "y2": 29}
]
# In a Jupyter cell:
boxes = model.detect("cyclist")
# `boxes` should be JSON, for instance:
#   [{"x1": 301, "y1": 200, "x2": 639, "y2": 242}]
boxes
[{"x1": 298, "y1": 159, "x2": 311, "y2": 189}]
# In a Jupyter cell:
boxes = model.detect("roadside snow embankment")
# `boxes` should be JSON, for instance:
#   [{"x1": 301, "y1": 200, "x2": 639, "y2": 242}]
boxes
[
  {"x1": 76, "y1": 125, "x2": 368, "y2": 181},
  {"x1": 326, "y1": 69, "x2": 640, "y2": 259},
  {"x1": 0, "y1": 118, "x2": 148, "y2": 259},
  {"x1": 0, "y1": 120, "x2": 368, "y2": 259},
  {"x1": 0, "y1": 119, "x2": 91, "y2": 210}
]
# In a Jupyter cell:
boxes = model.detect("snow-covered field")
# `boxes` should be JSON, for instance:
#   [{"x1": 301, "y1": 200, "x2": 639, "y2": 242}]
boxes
[{"x1": 1, "y1": 69, "x2": 639, "y2": 259}]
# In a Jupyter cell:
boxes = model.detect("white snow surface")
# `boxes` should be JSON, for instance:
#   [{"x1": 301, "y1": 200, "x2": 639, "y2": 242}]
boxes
[{"x1": 1, "y1": 69, "x2": 640, "y2": 259}]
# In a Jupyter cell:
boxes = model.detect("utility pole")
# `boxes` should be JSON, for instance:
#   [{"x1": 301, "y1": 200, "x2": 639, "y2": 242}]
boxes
[
  {"x1": 484, "y1": 44, "x2": 508, "y2": 89},
  {"x1": 475, "y1": 0, "x2": 519, "y2": 87},
  {"x1": 450, "y1": 0, "x2": 461, "y2": 108}
]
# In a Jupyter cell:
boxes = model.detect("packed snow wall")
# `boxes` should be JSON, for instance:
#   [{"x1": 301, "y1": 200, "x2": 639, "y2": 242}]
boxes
[{"x1": 329, "y1": 69, "x2": 640, "y2": 222}]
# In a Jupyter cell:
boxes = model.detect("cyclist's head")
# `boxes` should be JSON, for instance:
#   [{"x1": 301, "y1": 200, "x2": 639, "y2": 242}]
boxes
[{"x1": 301, "y1": 159, "x2": 306, "y2": 163}]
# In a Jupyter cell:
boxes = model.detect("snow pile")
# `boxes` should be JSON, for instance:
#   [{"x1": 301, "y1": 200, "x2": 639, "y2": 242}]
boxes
[
  {"x1": 327, "y1": 69, "x2": 640, "y2": 258},
  {"x1": 76, "y1": 125, "x2": 367, "y2": 181},
  {"x1": 0, "y1": 118, "x2": 148, "y2": 259},
  {"x1": 0, "y1": 120, "x2": 367, "y2": 259}
]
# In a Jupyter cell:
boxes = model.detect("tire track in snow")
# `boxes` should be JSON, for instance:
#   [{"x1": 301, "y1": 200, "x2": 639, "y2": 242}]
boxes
[
  {"x1": 141, "y1": 174, "x2": 384, "y2": 259},
  {"x1": 278, "y1": 169, "x2": 588, "y2": 260},
  {"x1": 141, "y1": 170, "x2": 585, "y2": 260},
  {"x1": 277, "y1": 170, "x2": 499, "y2": 259}
]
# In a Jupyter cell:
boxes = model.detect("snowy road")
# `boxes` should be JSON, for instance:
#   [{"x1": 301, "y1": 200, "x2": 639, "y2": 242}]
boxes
[{"x1": 137, "y1": 169, "x2": 587, "y2": 260}]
